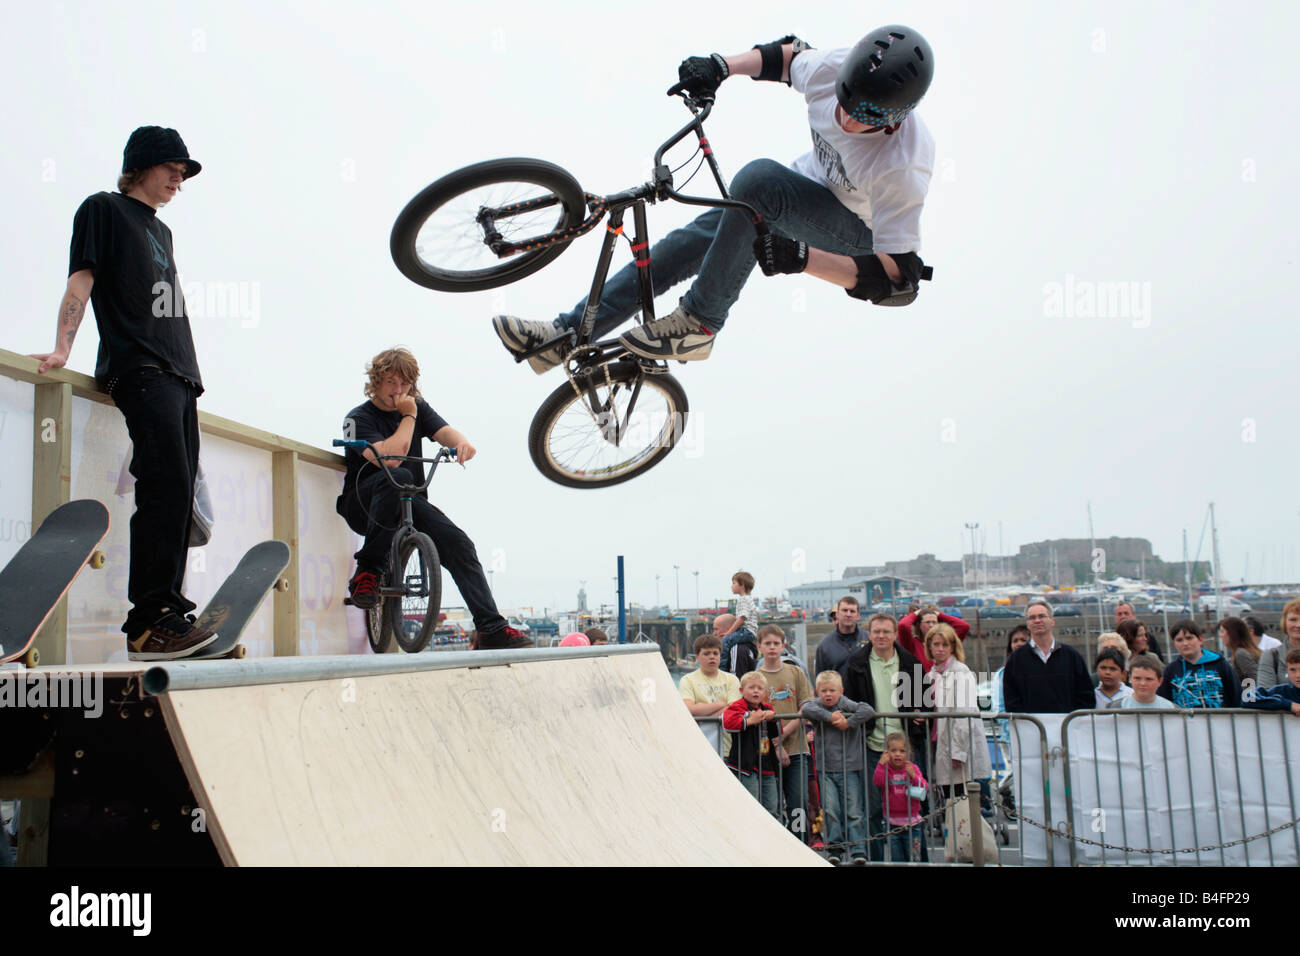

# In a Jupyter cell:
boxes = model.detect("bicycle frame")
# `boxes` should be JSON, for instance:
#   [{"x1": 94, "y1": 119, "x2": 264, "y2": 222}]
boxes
[
  {"x1": 332, "y1": 439, "x2": 456, "y2": 595},
  {"x1": 501, "y1": 95, "x2": 768, "y2": 364}
]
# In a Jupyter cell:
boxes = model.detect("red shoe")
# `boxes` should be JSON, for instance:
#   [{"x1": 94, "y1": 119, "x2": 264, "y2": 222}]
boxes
[
  {"x1": 477, "y1": 625, "x2": 534, "y2": 650},
  {"x1": 348, "y1": 569, "x2": 381, "y2": 610}
]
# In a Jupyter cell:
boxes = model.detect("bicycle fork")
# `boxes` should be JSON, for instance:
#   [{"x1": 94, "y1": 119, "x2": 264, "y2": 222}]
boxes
[{"x1": 385, "y1": 494, "x2": 430, "y2": 600}]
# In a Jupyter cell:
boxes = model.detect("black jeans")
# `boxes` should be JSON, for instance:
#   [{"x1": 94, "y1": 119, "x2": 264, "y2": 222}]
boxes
[
  {"x1": 111, "y1": 368, "x2": 200, "y2": 636},
  {"x1": 342, "y1": 468, "x2": 507, "y2": 635}
]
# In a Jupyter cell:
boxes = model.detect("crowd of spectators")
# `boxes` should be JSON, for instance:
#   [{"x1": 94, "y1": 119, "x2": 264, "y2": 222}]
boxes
[{"x1": 677, "y1": 589, "x2": 1300, "y2": 863}]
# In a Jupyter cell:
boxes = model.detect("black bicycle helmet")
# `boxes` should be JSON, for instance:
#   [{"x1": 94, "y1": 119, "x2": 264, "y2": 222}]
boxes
[{"x1": 836, "y1": 25, "x2": 933, "y2": 128}]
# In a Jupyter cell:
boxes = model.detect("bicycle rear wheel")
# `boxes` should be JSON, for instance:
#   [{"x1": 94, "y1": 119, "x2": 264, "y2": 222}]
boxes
[
  {"x1": 391, "y1": 158, "x2": 586, "y2": 292},
  {"x1": 528, "y1": 361, "x2": 690, "y2": 489},
  {"x1": 365, "y1": 600, "x2": 392, "y2": 654},
  {"x1": 385, "y1": 532, "x2": 442, "y2": 653}
]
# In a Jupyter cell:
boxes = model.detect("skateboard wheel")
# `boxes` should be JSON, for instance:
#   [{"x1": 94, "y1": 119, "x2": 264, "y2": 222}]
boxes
[
  {"x1": 274, "y1": 578, "x2": 290, "y2": 592},
  {"x1": 230, "y1": 645, "x2": 247, "y2": 659},
  {"x1": 90, "y1": 550, "x2": 107, "y2": 569},
  {"x1": 23, "y1": 648, "x2": 40, "y2": 668}
]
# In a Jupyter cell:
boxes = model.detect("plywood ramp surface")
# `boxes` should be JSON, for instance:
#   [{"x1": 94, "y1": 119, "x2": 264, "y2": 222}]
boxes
[{"x1": 160, "y1": 653, "x2": 824, "y2": 866}]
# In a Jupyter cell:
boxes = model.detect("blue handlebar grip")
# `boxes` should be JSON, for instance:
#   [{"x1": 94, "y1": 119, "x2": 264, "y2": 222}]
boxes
[{"x1": 332, "y1": 439, "x2": 366, "y2": 448}]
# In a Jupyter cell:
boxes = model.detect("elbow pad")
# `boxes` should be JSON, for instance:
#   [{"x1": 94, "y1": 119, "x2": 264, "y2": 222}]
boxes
[
  {"x1": 751, "y1": 35, "x2": 813, "y2": 83},
  {"x1": 846, "y1": 252, "x2": 933, "y2": 306}
]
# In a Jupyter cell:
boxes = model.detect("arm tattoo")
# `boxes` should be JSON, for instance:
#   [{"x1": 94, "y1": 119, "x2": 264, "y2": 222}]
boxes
[{"x1": 61, "y1": 294, "x2": 85, "y2": 348}]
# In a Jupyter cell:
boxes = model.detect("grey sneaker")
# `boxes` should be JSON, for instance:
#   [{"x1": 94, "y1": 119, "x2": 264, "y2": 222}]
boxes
[
  {"x1": 128, "y1": 611, "x2": 219, "y2": 661},
  {"x1": 617, "y1": 305, "x2": 715, "y2": 361},
  {"x1": 492, "y1": 315, "x2": 571, "y2": 374}
]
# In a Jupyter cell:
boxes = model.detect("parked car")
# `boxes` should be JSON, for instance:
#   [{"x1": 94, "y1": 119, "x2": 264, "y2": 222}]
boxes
[
  {"x1": 1052, "y1": 603, "x2": 1083, "y2": 617},
  {"x1": 987, "y1": 606, "x2": 1024, "y2": 618},
  {"x1": 1149, "y1": 601, "x2": 1192, "y2": 614},
  {"x1": 433, "y1": 622, "x2": 469, "y2": 645},
  {"x1": 1194, "y1": 595, "x2": 1253, "y2": 614}
]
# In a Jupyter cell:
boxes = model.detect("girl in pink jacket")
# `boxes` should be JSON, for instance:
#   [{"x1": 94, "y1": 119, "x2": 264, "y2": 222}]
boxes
[{"x1": 872, "y1": 731, "x2": 929, "y2": 862}]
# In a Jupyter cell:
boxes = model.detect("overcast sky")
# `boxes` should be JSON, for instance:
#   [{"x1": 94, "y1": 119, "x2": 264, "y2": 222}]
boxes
[{"x1": 5, "y1": 0, "x2": 1297, "y2": 615}]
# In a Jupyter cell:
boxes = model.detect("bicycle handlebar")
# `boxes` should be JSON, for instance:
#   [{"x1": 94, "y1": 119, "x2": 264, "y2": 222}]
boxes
[
  {"x1": 332, "y1": 438, "x2": 457, "y2": 494},
  {"x1": 653, "y1": 93, "x2": 767, "y2": 236}
]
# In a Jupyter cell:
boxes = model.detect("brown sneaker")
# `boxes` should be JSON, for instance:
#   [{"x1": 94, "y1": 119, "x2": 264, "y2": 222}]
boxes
[
  {"x1": 475, "y1": 625, "x2": 534, "y2": 650},
  {"x1": 128, "y1": 611, "x2": 220, "y2": 661}
]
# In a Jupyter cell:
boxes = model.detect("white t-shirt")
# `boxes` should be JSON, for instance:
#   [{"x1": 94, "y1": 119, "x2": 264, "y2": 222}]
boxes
[
  {"x1": 734, "y1": 593, "x2": 758, "y2": 632},
  {"x1": 1115, "y1": 694, "x2": 1179, "y2": 710},
  {"x1": 1095, "y1": 683, "x2": 1134, "y2": 709},
  {"x1": 788, "y1": 47, "x2": 935, "y2": 255}
]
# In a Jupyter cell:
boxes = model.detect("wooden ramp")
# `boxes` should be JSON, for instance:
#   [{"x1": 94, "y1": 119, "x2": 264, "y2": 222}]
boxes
[{"x1": 148, "y1": 646, "x2": 824, "y2": 866}]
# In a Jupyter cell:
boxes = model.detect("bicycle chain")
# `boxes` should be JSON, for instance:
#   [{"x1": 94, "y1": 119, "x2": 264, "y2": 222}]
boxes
[{"x1": 494, "y1": 193, "x2": 607, "y2": 255}]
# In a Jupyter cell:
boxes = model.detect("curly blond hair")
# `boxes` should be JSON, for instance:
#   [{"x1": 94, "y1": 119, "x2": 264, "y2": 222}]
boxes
[{"x1": 363, "y1": 348, "x2": 423, "y2": 402}]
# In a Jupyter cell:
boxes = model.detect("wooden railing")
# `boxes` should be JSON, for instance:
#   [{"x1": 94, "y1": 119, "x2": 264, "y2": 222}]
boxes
[{"x1": 1, "y1": 347, "x2": 344, "y2": 665}]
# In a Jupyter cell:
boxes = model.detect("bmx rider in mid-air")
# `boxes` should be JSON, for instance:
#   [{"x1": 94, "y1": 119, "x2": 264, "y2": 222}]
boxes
[{"x1": 492, "y1": 25, "x2": 935, "y2": 371}]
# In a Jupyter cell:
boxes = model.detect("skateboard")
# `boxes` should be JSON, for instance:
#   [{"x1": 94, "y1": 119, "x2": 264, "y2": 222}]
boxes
[
  {"x1": 0, "y1": 499, "x2": 110, "y2": 668},
  {"x1": 187, "y1": 540, "x2": 291, "y2": 659}
]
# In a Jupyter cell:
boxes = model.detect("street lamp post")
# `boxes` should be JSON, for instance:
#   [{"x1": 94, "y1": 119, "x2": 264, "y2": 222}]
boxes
[
  {"x1": 655, "y1": 574, "x2": 660, "y2": 608},
  {"x1": 674, "y1": 564, "x2": 680, "y2": 613},
  {"x1": 964, "y1": 522, "x2": 980, "y2": 592},
  {"x1": 693, "y1": 570, "x2": 699, "y2": 612}
]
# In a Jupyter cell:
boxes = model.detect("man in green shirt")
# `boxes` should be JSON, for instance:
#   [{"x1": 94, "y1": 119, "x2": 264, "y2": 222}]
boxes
[{"x1": 844, "y1": 613, "x2": 930, "y2": 860}]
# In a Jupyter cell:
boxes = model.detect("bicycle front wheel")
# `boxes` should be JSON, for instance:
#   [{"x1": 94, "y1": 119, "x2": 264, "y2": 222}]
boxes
[
  {"x1": 385, "y1": 532, "x2": 442, "y2": 653},
  {"x1": 529, "y1": 361, "x2": 690, "y2": 489},
  {"x1": 391, "y1": 158, "x2": 586, "y2": 292}
]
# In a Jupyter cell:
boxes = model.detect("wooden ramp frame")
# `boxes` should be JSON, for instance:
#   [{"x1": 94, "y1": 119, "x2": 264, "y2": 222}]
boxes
[{"x1": 150, "y1": 646, "x2": 824, "y2": 866}]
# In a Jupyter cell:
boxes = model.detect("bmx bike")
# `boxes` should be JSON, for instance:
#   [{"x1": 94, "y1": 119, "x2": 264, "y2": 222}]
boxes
[
  {"x1": 389, "y1": 92, "x2": 766, "y2": 489},
  {"x1": 334, "y1": 438, "x2": 457, "y2": 653}
]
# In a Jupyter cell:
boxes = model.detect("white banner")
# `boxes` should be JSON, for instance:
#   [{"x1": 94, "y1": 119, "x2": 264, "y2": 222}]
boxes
[{"x1": 1013, "y1": 710, "x2": 1300, "y2": 866}]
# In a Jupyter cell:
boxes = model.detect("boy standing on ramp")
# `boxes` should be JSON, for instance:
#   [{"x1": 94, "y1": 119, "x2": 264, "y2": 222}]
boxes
[{"x1": 32, "y1": 126, "x2": 218, "y2": 661}]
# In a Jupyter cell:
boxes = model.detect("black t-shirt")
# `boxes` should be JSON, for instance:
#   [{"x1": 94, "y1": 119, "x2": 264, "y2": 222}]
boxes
[
  {"x1": 338, "y1": 398, "x2": 450, "y2": 510},
  {"x1": 68, "y1": 191, "x2": 203, "y2": 392}
]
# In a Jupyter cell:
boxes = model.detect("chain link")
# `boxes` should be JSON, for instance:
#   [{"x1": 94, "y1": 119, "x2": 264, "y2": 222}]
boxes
[{"x1": 1000, "y1": 800, "x2": 1300, "y2": 856}]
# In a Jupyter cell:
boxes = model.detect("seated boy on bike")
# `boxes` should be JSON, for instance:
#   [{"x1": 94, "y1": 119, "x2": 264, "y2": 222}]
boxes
[
  {"x1": 335, "y1": 347, "x2": 531, "y2": 650},
  {"x1": 493, "y1": 25, "x2": 934, "y2": 371}
]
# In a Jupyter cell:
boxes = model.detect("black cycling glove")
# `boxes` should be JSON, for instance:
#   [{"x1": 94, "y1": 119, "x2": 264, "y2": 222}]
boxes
[
  {"x1": 667, "y1": 54, "x2": 729, "y2": 97},
  {"x1": 753, "y1": 234, "x2": 808, "y2": 275}
]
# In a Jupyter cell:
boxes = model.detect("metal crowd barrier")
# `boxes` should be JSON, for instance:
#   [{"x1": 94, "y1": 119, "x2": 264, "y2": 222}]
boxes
[{"x1": 694, "y1": 708, "x2": 1052, "y2": 866}]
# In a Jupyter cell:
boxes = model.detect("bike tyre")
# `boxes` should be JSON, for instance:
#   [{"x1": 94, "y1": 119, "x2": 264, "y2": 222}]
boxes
[
  {"x1": 390, "y1": 158, "x2": 586, "y2": 292},
  {"x1": 365, "y1": 599, "x2": 392, "y2": 654},
  {"x1": 386, "y1": 532, "x2": 441, "y2": 653},
  {"x1": 528, "y1": 361, "x2": 690, "y2": 489}
]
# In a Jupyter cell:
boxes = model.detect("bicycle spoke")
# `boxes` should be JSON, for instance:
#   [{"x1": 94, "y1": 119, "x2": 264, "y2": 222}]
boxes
[
  {"x1": 543, "y1": 378, "x2": 678, "y2": 479},
  {"x1": 412, "y1": 181, "x2": 567, "y2": 274}
]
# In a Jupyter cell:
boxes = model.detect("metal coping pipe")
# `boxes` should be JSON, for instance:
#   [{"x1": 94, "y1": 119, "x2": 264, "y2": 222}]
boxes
[{"x1": 142, "y1": 644, "x2": 659, "y2": 696}]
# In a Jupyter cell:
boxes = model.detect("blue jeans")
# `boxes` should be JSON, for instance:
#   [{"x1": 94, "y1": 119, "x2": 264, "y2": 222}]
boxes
[
  {"x1": 736, "y1": 770, "x2": 781, "y2": 820},
  {"x1": 819, "y1": 769, "x2": 865, "y2": 857},
  {"x1": 557, "y1": 159, "x2": 875, "y2": 337},
  {"x1": 885, "y1": 823, "x2": 929, "y2": 863},
  {"x1": 780, "y1": 752, "x2": 809, "y2": 842}
]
